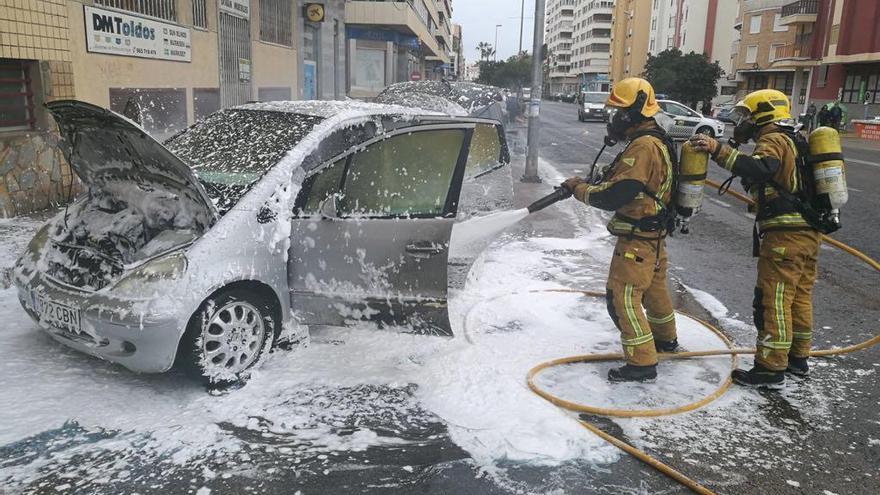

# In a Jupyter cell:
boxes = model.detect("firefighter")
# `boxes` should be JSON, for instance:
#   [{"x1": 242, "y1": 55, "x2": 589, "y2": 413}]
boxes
[
  {"x1": 689, "y1": 89, "x2": 820, "y2": 389},
  {"x1": 561, "y1": 77, "x2": 680, "y2": 383}
]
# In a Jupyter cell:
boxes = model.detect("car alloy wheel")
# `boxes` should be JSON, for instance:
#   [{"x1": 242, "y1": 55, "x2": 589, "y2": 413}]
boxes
[{"x1": 201, "y1": 300, "x2": 266, "y2": 376}]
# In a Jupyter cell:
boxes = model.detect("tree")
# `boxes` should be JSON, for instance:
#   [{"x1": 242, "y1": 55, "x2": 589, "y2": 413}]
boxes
[
  {"x1": 476, "y1": 54, "x2": 531, "y2": 89},
  {"x1": 642, "y1": 48, "x2": 724, "y2": 110},
  {"x1": 476, "y1": 42, "x2": 496, "y2": 62}
]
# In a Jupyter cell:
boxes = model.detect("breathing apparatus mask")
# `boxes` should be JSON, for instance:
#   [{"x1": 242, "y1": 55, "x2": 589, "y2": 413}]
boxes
[
  {"x1": 604, "y1": 90, "x2": 649, "y2": 147},
  {"x1": 729, "y1": 105, "x2": 758, "y2": 147}
]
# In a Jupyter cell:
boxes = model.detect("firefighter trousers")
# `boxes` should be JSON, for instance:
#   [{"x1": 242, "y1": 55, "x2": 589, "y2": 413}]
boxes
[
  {"x1": 753, "y1": 229, "x2": 822, "y2": 370},
  {"x1": 605, "y1": 236, "x2": 677, "y2": 366}
]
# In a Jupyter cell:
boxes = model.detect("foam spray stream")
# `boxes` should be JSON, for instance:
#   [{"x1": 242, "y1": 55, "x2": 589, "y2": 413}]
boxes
[{"x1": 448, "y1": 187, "x2": 574, "y2": 258}]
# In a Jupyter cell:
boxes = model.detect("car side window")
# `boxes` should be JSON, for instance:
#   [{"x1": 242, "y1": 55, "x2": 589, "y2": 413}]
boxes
[
  {"x1": 465, "y1": 124, "x2": 503, "y2": 179},
  {"x1": 339, "y1": 129, "x2": 466, "y2": 217},
  {"x1": 663, "y1": 103, "x2": 689, "y2": 117},
  {"x1": 298, "y1": 158, "x2": 346, "y2": 214}
]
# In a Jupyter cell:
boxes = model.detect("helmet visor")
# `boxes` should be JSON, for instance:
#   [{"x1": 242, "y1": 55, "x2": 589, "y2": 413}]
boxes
[{"x1": 729, "y1": 105, "x2": 752, "y2": 126}]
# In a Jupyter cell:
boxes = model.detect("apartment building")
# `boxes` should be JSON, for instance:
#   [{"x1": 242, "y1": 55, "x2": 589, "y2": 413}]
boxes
[
  {"x1": 545, "y1": 0, "x2": 577, "y2": 94},
  {"x1": 790, "y1": 0, "x2": 880, "y2": 118},
  {"x1": 571, "y1": 0, "x2": 613, "y2": 92},
  {"x1": 345, "y1": 0, "x2": 453, "y2": 98},
  {"x1": 610, "y1": 0, "x2": 651, "y2": 83},
  {"x1": 730, "y1": 0, "x2": 812, "y2": 114},
  {"x1": 648, "y1": 0, "x2": 676, "y2": 53},
  {"x1": 452, "y1": 23, "x2": 463, "y2": 80}
]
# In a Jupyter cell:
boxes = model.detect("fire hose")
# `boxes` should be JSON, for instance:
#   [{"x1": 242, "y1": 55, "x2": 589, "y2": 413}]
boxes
[{"x1": 468, "y1": 179, "x2": 880, "y2": 494}]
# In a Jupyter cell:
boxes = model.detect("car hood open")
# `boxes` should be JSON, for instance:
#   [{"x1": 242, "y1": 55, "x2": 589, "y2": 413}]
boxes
[{"x1": 47, "y1": 100, "x2": 217, "y2": 226}]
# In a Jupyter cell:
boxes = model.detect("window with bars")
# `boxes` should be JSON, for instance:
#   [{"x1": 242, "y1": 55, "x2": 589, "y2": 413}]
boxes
[
  {"x1": 95, "y1": 0, "x2": 177, "y2": 22},
  {"x1": 0, "y1": 60, "x2": 35, "y2": 131},
  {"x1": 193, "y1": 0, "x2": 207, "y2": 28},
  {"x1": 260, "y1": 0, "x2": 292, "y2": 46}
]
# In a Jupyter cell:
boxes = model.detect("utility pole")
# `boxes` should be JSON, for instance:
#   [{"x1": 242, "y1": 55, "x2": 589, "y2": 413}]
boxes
[
  {"x1": 522, "y1": 0, "x2": 545, "y2": 183},
  {"x1": 519, "y1": 0, "x2": 525, "y2": 55}
]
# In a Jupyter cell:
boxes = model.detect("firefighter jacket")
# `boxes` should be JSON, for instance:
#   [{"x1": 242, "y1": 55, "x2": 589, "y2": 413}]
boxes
[
  {"x1": 712, "y1": 124, "x2": 812, "y2": 232},
  {"x1": 571, "y1": 120, "x2": 675, "y2": 240}
]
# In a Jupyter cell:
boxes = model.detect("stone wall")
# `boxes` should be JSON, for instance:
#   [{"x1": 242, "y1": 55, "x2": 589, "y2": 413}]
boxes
[{"x1": 0, "y1": 132, "x2": 77, "y2": 218}]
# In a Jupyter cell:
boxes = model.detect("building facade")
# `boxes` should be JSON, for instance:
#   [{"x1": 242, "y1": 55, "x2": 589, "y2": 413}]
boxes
[
  {"x1": 345, "y1": 0, "x2": 453, "y2": 98},
  {"x1": 610, "y1": 0, "x2": 651, "y2": 83},
  {"x1": 730, "y1": 0, "x2": 807, "y2": 112},
  {"x1": 296, "y1": 0, "x2": 347, "y2": 101},
  {"x1": 545, "y1": 0, "x2": 577, "y2": 94},
  {"x1": 0, "y1": 0, "x2": 76, "y2": 217},
  {"x1": 452, "y1": 23, "x2": 464, "y2": 80},
  {"x1": 571, "y1": 0, "x2": 613, "y2": 92},
  {"x1": 795, "y1": 0, "x2": 880, "y2": 119}
]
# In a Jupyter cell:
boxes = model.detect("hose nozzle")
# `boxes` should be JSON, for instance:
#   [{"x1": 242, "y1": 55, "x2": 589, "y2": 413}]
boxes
[{"x1": 527, "y1": 187, "x2": 573, "y2": 214}]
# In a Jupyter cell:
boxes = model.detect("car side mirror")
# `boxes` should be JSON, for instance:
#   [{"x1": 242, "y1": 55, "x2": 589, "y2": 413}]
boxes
[{"x1": 319, "y1": 195, "x2": 339, "y2": 220}]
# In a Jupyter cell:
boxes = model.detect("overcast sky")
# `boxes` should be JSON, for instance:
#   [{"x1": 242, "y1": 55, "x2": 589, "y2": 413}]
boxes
[{"x1": 453, "y1": 0, "x2": 536, "y2": 64}]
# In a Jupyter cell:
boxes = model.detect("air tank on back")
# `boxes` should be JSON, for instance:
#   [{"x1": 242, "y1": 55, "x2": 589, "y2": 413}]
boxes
[
  {"x1": 808, "y1": 126, "x2": 848, "y2": 228},
  {"x1": 676, "y1": 141, "x2": 709, "y2": 233}
]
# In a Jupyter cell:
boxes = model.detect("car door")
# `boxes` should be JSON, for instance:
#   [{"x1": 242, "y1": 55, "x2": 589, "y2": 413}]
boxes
[
  {"x1": 289, "y1": 121, "x2": 487, "y2": 335},
  {"x1": 661, "y1": 101, "x2": 701, "y2": 137}
]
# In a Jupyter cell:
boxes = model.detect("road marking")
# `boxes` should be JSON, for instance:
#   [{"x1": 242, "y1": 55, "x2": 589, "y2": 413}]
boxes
[
  {"x1": 846, "y1": 157, "x2": 880, "y2": 168},
  {"x1": 707, "y1": 197, "x2": 731, "y2": 208},
  {"x1": 848, "y1": 187, "x2": 863, "y2": 193}
]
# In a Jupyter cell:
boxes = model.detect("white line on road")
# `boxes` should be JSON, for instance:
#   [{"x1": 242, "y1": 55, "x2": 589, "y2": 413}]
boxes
[
  {"x1": 848, "y1": 187, "x2": 863, "y2": 193},
  {"x1": 846, "y1": 157, "x2": 880, "y2": 168}
]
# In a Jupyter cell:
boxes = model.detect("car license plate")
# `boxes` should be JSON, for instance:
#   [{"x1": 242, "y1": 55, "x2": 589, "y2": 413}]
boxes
[{"x1": 33, "y1": 293, "x2": 82, "y2": 334}]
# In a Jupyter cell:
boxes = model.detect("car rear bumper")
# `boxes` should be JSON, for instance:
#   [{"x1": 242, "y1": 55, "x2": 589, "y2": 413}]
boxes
[
  {"x1": 15, "y1": 274, "x2": 184, "y2": 373},
  {"x1": 580, "y1": 108, "x2": 607, "y2": 119}
]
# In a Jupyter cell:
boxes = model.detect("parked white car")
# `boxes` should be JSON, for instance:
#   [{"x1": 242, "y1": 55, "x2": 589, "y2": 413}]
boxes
[{"x1": 657, "y1": 99, "x2": 726, "y2": 140}]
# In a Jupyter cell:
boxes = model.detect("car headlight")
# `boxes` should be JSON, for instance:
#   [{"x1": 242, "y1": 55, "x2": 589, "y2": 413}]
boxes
[
  {"x1": 24, "y1": 224, "x2": 51, "y2": 260},
  {"x1": 113, "y1": 252, "x2": 188, "y2": 292}
]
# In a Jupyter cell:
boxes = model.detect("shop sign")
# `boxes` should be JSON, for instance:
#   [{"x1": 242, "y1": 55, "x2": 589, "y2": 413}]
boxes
[
  {"x1": 239, "y1": 58, "x2": 251, "y2": 81},
  {"x1": 305, "y1": 3, "x2": 326, "y2": 23},
  {"x1": 410, "y1": 71, "x2": 422, "y2": 81},
  {"x1": 85, "y1": 6, "x2": 191, "y2": 62},
  {"x1": 219, "y1": 0, "x2": 250, "y2": 19}
]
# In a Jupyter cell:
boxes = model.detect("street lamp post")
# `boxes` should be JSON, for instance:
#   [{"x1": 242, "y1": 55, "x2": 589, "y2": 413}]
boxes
[
  {"x1": 519, "y1": 0, "x2": 525, "y2": 55},
  {"x1": 522, "y1": 0, "x2": 546, "y2": 183},
  {"x1": 494, "y1": 24, "x2": 502, "y2": 61}
]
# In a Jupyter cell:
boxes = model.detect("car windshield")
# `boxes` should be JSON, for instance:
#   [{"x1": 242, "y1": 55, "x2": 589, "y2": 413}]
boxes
[
  {"x1": 165, "y1": 109, "x2": 324, "y2": 214},
  {"x1": 583, "y1": 93, "x2": 606, "y2": 103}
]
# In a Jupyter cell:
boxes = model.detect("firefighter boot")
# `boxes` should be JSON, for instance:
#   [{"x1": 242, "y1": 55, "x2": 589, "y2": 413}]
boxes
[
  {"x1": 786, "y1": 356, "x2": 810, "y2": 377},
  {"x1": 732, "y1": 363, "x2": 784, "y2": 389},
  {"x1": 654, "y1": 338, "x2": 680, "y2": 353},
  {"x1": 608, "y1": 364, "x2": 657, "y2": 383}
]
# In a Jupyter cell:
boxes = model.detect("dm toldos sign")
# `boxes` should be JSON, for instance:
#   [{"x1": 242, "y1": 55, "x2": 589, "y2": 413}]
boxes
[{"x1": 84, "y1": 6, "x2": 191, "y2": 62}]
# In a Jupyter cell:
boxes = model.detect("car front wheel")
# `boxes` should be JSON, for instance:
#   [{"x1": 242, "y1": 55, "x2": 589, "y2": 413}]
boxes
[
  {"x1": 695, "y1": 126, "x2": 715, "y2": 138},
  {"x1": 182, "y1": 288, "x2": 277, "y2": 384}
]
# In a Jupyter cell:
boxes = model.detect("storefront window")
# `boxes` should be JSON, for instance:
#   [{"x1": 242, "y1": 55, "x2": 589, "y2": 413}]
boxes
[
  {"x1": 842, "y1": 67, "x2": 880, "y2": 104},
  {"x1": 0, "y1": 59, "x2": 34, "y2": 131},
  {"x1": 354, "y1": 48, "x2": 386, "y2": 92}
]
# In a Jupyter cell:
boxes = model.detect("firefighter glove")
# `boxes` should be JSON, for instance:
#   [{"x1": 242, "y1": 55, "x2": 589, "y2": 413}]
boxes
[
  {"x1": 561, "y1": 176, "x2": 585, "y2": 193},
  {"x1": 689, "y1": 134, "x2": 719, "y2": 155}
]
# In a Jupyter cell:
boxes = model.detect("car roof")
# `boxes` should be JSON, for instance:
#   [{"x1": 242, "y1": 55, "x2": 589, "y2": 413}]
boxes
[{"x1": 236, "y1": 100, "x2": 446, "y2": 120}]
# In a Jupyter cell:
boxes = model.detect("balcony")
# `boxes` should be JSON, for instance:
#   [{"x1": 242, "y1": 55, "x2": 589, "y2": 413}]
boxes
[
  {"x1": 770, "y1": 33, "x2": 818, "y2": 67},
  {"x1": 346, "y1": 1, "x2": 444, "y2": 59},
  {"x1": 779, "y1": 0, "x2": 818, "y2": 26}
]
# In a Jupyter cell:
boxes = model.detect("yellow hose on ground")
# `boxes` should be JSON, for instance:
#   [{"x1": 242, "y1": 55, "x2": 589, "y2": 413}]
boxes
[{"x1": 501, "y1": 180, "x2": 880, "y2": 494}]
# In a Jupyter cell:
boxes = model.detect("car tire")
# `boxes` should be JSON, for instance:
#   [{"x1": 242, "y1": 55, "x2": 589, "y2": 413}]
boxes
[
  {"x1": 695, "y1": 126, "x2": 715, "y2": 138},
  {"x1": 180, "y1": 287, "x2": 279, "y2": 385}
]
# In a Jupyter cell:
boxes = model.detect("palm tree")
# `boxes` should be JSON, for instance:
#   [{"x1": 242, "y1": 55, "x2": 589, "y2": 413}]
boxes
[{"x1": 477, "y1": 42, "x2": 495, "y2": 62}]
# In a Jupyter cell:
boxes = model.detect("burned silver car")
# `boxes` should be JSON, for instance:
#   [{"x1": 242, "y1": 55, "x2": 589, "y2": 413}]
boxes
[{"x1": 13, "y1": 100, "x2": 510, "y2": 383}]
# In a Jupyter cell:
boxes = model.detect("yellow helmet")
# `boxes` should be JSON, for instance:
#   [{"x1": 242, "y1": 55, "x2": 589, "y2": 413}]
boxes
[
  {"x1": 733, "y1": 89, "x2": 791, "y2": 126},
  {"x1": 606, "y1": 77, "x2": 660, "y2": 117}
]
